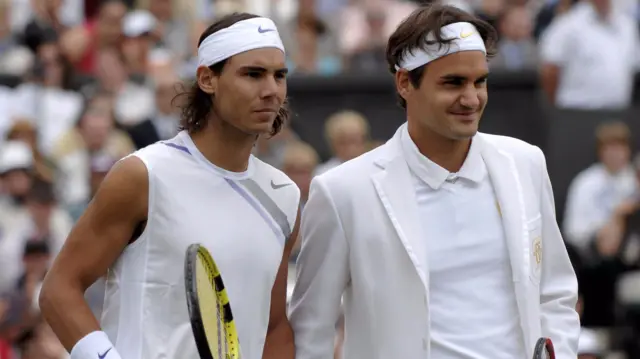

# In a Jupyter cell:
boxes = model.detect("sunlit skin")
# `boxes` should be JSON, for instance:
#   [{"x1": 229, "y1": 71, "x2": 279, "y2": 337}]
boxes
[
  {"x1": 395, "y1": 51, "x2": 489, "y2": 172},
  {"x1": 192, "y1": 47, "x2": 288, "y2": 172}
]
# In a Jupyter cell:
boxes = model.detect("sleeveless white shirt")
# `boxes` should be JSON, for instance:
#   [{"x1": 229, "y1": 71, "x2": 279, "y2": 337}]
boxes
[{"x1": 100, "y1": 131, "x2": 300, "y2": 359}]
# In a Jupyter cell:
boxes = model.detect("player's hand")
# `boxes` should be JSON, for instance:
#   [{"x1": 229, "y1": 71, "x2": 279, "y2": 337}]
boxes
[
  {"x1": 596, "y1": 221, "x2": 624, "y2": 257},
  {"x1": 614, "y1": 199, "x2": 639, "y2": 217}
]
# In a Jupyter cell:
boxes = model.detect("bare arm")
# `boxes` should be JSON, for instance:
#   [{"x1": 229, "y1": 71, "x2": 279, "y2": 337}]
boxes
[
  {"x1": 539, "y1": 63, "x2": 560, "y2": 105},
  {"x1": 262, "y1": 208, "x2": 300, "y2": 359},
  {"x1": 39, "y1": 156, "x2": 148, "y2": 351}
]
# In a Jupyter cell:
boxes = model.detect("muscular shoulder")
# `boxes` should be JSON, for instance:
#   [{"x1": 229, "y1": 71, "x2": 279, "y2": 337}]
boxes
[
  {"x1": 89, "y1": 155, "x2": 149, "y2": 223},
  {"x1": 132, "y1": 140, "x2": 192, "y2": 171}
]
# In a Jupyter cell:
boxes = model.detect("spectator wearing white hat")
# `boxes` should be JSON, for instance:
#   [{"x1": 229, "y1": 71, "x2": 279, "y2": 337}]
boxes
[
  {"x1": 0, "y1": 140, "x2": 34, "y2": 210},
  {"x1": 0, "y1": 141, "x2": 34, "y2": 293},
  {"x1": 121, "y1": 9, "x2": 158, "y2": 77}
]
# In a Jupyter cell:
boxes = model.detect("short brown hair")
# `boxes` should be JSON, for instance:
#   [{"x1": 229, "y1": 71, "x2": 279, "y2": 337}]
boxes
[
  {"x1": 595, "y1": 121, "x2": 631, "y2": 147},
  {"x1": 386, "y1": 4, "x2": 498, "y2": 109},
  {"x1": 175, "y1": 13, "x2": 290, "y2": 137}
]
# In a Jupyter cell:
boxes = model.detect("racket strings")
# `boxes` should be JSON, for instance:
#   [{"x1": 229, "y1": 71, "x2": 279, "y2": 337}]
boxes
[
  {"x1": 188, "y1": 245, "x2": 240, "y2": 359},
  {"x1": 196, "y1": 251, "x2": 237, "y2": 359}
]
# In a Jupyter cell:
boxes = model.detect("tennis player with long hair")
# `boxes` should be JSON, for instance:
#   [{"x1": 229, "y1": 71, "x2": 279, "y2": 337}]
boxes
[
  {"x1": 290, "y1": 4, "x2": 580, "y2": 359},
  {"x1": 39, "y1": 13, "x2": 299, "y2": 359}
]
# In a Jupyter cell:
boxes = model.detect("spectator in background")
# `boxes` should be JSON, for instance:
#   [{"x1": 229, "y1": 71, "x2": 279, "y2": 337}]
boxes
[
  {"x1": 533, "y1": 0, "x2": 578, "y2": 40},
  {"x1": 82, "y1": 48, "x2": 154, "y2": 126},
  {"x1": 282, "y1": 140, "x2": 318, "y2": 262},
  {"x1": 0, "y1": 292, "x2": 34, "y2": 358},
  {"x1": 0, "y1": 297, "x2": 11, "y2": 358},
  {"x1": 127, "y1": 70, "x2": 179, "y2": 149},
  {"x1": 339, "y1": 0, "x2": 415, "y2": 71},
  {"x1": 16, "y1": 178, "x2": 72, "y2": 258},
  {"x1": 0, "y1": 141, "x2": 34, "y2": 215},
  {"x1": 572, "y1": 152, "x2": 640, "y2": 333},
  {"x1": 282, "y1": 141, "x2": 318, "y2": 210},
  {"x1": 23, "y1": 0, "x2": 66, "y2": 40},
  {"x1": 0, "y1": 141, "x2": 34, "y2": 293},
  {"x1": 121, "y1": 9, "x2": 157, "y2": 78},
  {"x1": 5, "y1": 119, "x2": 55, "y2": 183},
  {"x1": 539, "y1": 0, "x2": 640, "y2": 110},
  {"x1": 0, "y1": 177, "x2": 71, "y2": 298},
  {"x1": 16, "y1": 240, "x2": 50, "y2": 305},
  {"x1": 315, "y1": 110, "x2": 369, "y2": 176},
  {"x1": 14, "y1": 319, "x2": 67, "y2": 359},
  {"x1": 341, "y1": 2, "x2": 387, "y2": 71},
  {"x1": 490, "y1": 5, "x2": 537, "y2": 70},
  {"x1": 11, "y1": 28, "x2": 83, "y2": 156},
  {"x1": 52, "y1": 91, "x2": 134, "y2": 209},
  {"x1": 564, "y1": 121, "x2": 636, "y2": 255},
  {"x1": 0, "y1": 0, "x2": 33, "y2": 78},
  {"x1": 475, "y1": 0, "x2": 504, "y2": 29},
  {"x1": 277, "y1": 0, "x2": 340, "y2": 76},
  {"x1": 253, "y1": 121, "x2": 299, "y2": 169},
  {"x1": 146, "y1": 0, "x2": 190, "y2": 62},
  {"x1": 59, "y1": 0, "x2": 127, "y2": 75}
]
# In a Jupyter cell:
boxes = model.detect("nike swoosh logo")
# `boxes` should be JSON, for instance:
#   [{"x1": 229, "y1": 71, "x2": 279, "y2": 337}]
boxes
[
  {"x1": 258, "y1": 26, "x2": 275, "y2": 34},
  {"x1": 271, "y1": 180, "x2": 292, "y2": 190},
  {"x1": 460, "y1": 31, "x2": 474, "y2": 38},
  {"x1": 98, "y1": 347, "x2": 112, "y2": 359}
]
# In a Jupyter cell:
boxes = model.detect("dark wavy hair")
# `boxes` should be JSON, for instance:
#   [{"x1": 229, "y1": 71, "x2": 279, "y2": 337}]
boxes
[
  {"x1": 174, "y1": 13, "x2": 290, "y2": 136},
  {"x1": 386, "y1": 4, "x2": 498, "y2": 109}
]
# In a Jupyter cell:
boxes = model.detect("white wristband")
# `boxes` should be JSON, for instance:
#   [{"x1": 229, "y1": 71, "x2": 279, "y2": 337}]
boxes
[{"x1": 70, "y1": 331, "x2": 122, "y2": 359}]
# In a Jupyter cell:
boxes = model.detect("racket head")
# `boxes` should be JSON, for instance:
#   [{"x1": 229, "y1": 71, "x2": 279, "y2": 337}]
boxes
[
  {"x1": 532, "y1": 337, "x2": 555, "y2": 359},
  {"x1": 184, "y1": 243, "x2": 240, "y2": 359}
]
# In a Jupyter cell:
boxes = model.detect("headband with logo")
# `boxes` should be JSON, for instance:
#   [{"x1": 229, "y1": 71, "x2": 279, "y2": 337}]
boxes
[
  {"x1": 197, "y1": 17, "x2": 285, "y2": 68},
  {"x1": 395, "y1": 22, "x2": 486, "y2": 71}
]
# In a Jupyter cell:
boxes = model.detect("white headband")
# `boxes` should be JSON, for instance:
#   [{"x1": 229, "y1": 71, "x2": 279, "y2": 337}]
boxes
[
  {"x1": 395, "y1": 22, "x2": 486, "y2": 71},
  {"x1": 197, "y1": 17, "x2": 285, "y2": 68}
]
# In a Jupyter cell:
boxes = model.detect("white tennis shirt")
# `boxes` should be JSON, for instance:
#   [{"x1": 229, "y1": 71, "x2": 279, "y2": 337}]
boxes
[
  {"x1": 100, "y1": 131, "x2": 300, "y2": 359},
  {"x1": 400, "y1": 127, "x2": 526, "y2": 358}
]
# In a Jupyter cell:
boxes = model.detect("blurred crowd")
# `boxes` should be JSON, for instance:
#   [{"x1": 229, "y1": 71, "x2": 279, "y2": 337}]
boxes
[{"x1": 0, "y1": 0, "x2": 638, "y2": 358}]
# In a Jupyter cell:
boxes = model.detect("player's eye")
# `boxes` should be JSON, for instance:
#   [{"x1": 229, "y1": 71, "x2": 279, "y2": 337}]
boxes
[
  {"x1": 444, "y1": 80, "x2": 463, "y2": 86},
  {"x1": 246, "y1": 71, "x2": 263, "y2": 78}
]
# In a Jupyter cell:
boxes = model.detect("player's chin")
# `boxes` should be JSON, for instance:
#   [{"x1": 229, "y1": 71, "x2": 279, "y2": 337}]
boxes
[
  {"x1": 450, "y1": 120, "x2": 479, "y2": 139},
  {"x1": 245, "y1": 111, "x2": 277, "y2": 134}
]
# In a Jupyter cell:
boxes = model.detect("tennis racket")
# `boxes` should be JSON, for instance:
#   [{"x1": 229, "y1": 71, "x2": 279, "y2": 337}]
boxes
[
  {"x1": 532, "y1": 337, "x2": 555, "y2": 359},
  {"x1": 184, "y1": 243, "x2": 240, "y2": 359}
]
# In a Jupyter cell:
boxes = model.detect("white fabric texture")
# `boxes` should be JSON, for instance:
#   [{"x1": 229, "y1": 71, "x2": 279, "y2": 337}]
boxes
[
  {"x1": 197, "y1": 17, "x2": 285, "y2": 67},
  {"x1": 396, "y1": 21, "x2": 486, "y2": 71}
]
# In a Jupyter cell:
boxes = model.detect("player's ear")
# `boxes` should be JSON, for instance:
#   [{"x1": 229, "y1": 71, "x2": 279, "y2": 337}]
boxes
[
  {"x1": 395, "y1": 69, "x2": 411, "y2": 101},
  {"x1": 196, "y1": 66, "x2": 217, "y2": 95}
]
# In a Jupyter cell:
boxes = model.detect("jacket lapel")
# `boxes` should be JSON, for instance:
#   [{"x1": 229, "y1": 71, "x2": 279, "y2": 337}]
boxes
[
  {"x1": 371, "y1": 128, "x2": 428, "y2": 291},
  {"x1": 479, "y1": 135, "x2": 534, "y2": 352}
]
